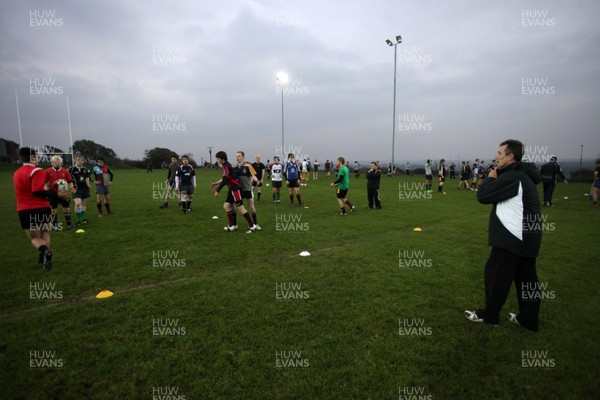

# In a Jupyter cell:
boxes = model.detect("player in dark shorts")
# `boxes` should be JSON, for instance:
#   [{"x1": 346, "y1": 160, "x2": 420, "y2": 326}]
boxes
[
  {"x1": 270, "y1": 156, "x2": 284, "y2": 203},
  {"x1": 283, "y1": 153, "x2": 306, "y2": 207},
  {"x1": 331, "y1": 157, "x2": 355, "y2": 215},
  {"x1": 89, "y1": 158, "x2": 114, "y2": 216},
  {"x1": 236, "y1": 151, "x2": 261, "y2": 229},
  {"x1": 45, "y1": 155, "x2": 75, "y2": 231},
  {"x1": 14, "y1": 147, "x2": 68, "y2": 271},
  {"x1": 591, "y1": 159, "x2": 600, "y2": 208},
  {"x1": 175, "y1": 155, "x2": 196, "y2": 214},
  {"x1": 251, "y1": 154, "x2": 266, "y2": 202},
  {"x1": 160, "y1": 155, "x2": 180, "y2": 208},
  {"x1": 69, "y1": 155, "x2": 91, "y2": 226},
  {"x1": 211, "y1": 151, "x2": 258, "y2": 233},
  {"x1": 437, "y1": 159, "x2": 446, "y2": 193}
]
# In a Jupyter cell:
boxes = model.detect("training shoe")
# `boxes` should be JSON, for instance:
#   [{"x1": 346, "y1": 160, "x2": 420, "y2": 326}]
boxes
[
  {"x1": 82, "y1": 219, "x2": 89, "y2": 224},
  {"x1": 246, "y1": 225, "x2": 258, "y2": 234},
  {"x1": 159, "y1": 203, "x2": 168, "y2": 209},
  {"x1": 224, "y1": 225, "x2": 238, "y2": 232},
  {"x1": 464, "y1": 309, "x2": 499, "y2": 327},
  {"x1": 350, "y1": 206, "x2": 356, "y2": 213},
  {"x1": 340, "y1": 212, "x2": 347, "y2": 216},
  {"x1": 98, "y1": 213, "x2": 103, "y2": 218},
  {"x1": 39, "y1": 250, "x2": 53, "y2": 272},
  {"x1": 507, "y1": 312, "x2": 520, "y2": 326},
  {"x1": 253, "y1": 224, "x2": 262, "y2": 231}
]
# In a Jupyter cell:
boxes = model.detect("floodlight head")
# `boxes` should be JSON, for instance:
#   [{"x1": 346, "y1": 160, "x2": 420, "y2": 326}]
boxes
[
  {"x1": 386, "y1": 39, "x2": 393, "y2": 46},
  {"x1": 276, "y1": 72, "x2": 289, "y2": 84},
  {"x1": 396, "y1": 35, "x2": 402, "y2": 43}
]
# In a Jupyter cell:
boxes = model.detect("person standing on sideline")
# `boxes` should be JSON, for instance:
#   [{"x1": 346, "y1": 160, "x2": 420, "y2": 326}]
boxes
[
  {"x1": 69, "y1": 155, "x2": 91, "y2": 226},
  {"x1": 13, "y1": 147, "x2": 68, "y2": 271},
  {"x1": 270, "y1": 156, "x2": 284, "y2": 203},
  {"x1": 465, "y1": 139, "x2": 542, "y2": 332},
  {"x1": 251, "y1": 154, "x2": 266, "y2": 202},
  {"x1": 405, "y1": 161, "x2": 410, "y2": 176},
  {"x1": 89, "y1": 158, "x2": 114, "y2": 217},
  {"x1": 312, "y1": 159, "x2": 320, "y2": 180},
  {"x1": 330, "y1": 157, "x2": 355, "y2": 215},
  {"x1": 353, "y1": 161, "x2": 360, "y2": 178},
  {"x1": 540, "y1": 156, "x2": 568, "y2": 207},
  {"x1": 366, "y1": 161, "x2": 382, "y2": 209},
  {"x1": 437, "y1": 159, "x2": 446, "y2": 193},
  {"x1": 324, "y1": 160, "x2": 331, "y2": 177},
  {"x1": 424, "y1": 159, "x2": 433, "y2": 192},
  {"x1": 159, "y1": 155, "x2": 179, "y2": 209}
]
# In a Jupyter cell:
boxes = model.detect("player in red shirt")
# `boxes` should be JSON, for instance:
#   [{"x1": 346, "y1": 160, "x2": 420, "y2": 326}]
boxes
[
  {"x1": 45, "y1": 155, "x2": 75, "y2": 231},
  {"x1": 13, "y1": 147, "x2": 68, "y2": 271},
  {"x1": 210, "y1": 151, "x2": 258, "y2": 233}
]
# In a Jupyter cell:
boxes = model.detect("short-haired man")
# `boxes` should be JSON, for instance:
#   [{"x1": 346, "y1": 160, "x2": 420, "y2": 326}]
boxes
[
  {"x1": 159, "y1": 155, "x2": 179, "y2": 209},
  {"x1": 330, "y1": 157, "x2": 355, "y2": 215},
  {"x1": 540, "y1": 155, "x2": 568, "y2": 207},
  {"x1": 212, "y1": 151, "x2": 258, "y2": 233},
  {"x1": 366, "y1": 161, "x2": 382, "y2": 209},
  {"x1": 466, "y1": 139, "x2": 543, "y2": 332},
  {"x1": 13, "y1": 147, "x2": 68, "y2": 271},
  {"x1": 251, "y1": 155, "x2": 266, "y2": 202},
  {"x1": 176, "y1": 155, "x2": 196, "y2": 214},
  {"x1": 283, "y1": 153, "x2": 306, "y2": 208}
]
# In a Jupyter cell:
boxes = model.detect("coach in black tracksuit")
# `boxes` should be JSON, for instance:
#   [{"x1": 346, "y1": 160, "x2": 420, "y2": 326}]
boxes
[
  {"x1": 366, "y1": 162, "x2": 382, "y2": 209},
  {"x1": 540, "y1": 156, "x2": 568, "y2": 207},
  {"x1": 469, "y1": 140, "x2": 542, "y2": 332}
]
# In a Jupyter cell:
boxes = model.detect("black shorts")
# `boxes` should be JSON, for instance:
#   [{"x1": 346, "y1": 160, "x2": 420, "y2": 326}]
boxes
[
  {"x1": 18, "y1": 207, "x2": 51, "y2": 231},
  {"x1": 179, "y1": 184, "x2": 194, "y2": 195},
  {"x1": 50, "y1": 196, "x2": 70, "y2": 209},
  {"x1": 74, "y1": 187, "x2": 90, "y2": 199},
  {"x1": 226, "y1": 189, "x2": 244, "y2": 206},
  {"x1": 272, "y1": 181, "x2": 282, "y2": 188},
  {"x1": 287, "y1": 179, "x2": 299, "y2": 188},
  {"x1": 241, "y1": 190, "x2": 254, "y2": 200},
  {"x1": 336, "y1": 188, "x2": 348, "y2": 199},
  {"x1": 425, "y1": 174, "x2": 433, "y2": 180}
]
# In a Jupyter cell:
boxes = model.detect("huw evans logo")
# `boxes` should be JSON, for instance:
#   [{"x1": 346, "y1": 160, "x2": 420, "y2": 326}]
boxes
[
  {"x1": 29, "y1": 9, "x2": 63, "y2": 28},
  {"x1": 275, "y1": 350, "x2": 309, "y2": 368},
  {"x1": 30, "y1": 350, "x2": 63, "y2": 369},
  {"x1": 398, "y1": 386, "x2": 432, "y2": 400},
  {"x1": 151, "y1": 386, "x2": 187, "y2": 400},
  {"x1": 29, "y1": 282, "x2": 63, "y2": 301},
  {"x1": 152, "y1": 318, "x2": 187, "y2": 336},
  {"x1": 275, "y1": 214, "x2": 309, "y2": 232},
  {"x1": 521, "y1": 350, "x2": 555, "y2": 369},
  {"x1": 398, "y1": 318, "x2": 432, "y2": 336},
  {"x1": 275, "y1": 282, "x2": 309, "y2": 300},
  {"x1": 398, "y1": 250, "x2": 432, "y2": 268},
  {"x1": 152, "y1": 250, "x2": 186, "y2": 268}
]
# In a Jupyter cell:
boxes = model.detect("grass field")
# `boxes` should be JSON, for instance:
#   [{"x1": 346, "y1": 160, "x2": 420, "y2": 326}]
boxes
[{"x1": 0, "y1": 166, "x2": 599, "y2": 400}]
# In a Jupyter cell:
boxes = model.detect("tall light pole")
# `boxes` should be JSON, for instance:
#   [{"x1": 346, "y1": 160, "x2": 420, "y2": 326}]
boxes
[
  {"x1": 386, "y1": 35, "x2": 402, "y2": 172},
  {"x1": 276, "y1": 72, "x2": 289, "y2": 158},
  {"x1": 579, "y1": 144, "x2": 583, "y2": 182}
]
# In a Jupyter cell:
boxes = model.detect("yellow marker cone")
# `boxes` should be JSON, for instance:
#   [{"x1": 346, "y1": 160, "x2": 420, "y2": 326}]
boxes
[
  {"x1": 96, "y1": 290, "x2": 114, "y2": 299},
  {"x1": 413, "y1": 227, "x2": 422, "y2": 232},
  {"x1": 76, "y1": 229, "x2": 85, "y2": 233}
]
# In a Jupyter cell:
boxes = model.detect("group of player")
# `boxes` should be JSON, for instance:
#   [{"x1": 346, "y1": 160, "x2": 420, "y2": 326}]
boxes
[{"x1": 13, "y1": 147, "x2": 114, "y2": 271}]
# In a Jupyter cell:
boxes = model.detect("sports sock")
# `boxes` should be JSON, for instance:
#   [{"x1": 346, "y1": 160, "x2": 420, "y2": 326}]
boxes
[
  {"x1": 251, "y1": 211, "x2": 257, "y2": 224},
  {"x1": 226, "y1": 211, "x2": 235, "y2": 226},
  {"x1": 187, "y1": 200, "x2": 192, "y2": 209},
  {"x1": 105, "y1": 203, "x2": 111, "y2": 214},
  {"x1": 341, "y1": 207, "x2": 346, "y2": 214},
  {"x1": 97, "y1": 203, "x2": 102, "y2": 214},
  {"x1": 65, "y1": 212, "x2": 72, "y2": 226},
  {"x1": 243, "y1": 212, "x2": 254, "y2": 227},
  {"x1": 296, "y1": 194, "x2": 302, "y2": 205},
  {"x1": 344, "y1": 199, "x2": 353, "y2": 208},
  {"x1": 289, "y1": 194, "x2": 294, "y2": 204}
]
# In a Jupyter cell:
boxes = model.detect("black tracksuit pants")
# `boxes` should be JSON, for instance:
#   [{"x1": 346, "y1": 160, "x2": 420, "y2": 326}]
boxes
[
  {"x1": 482, "y1": 247, "x2": 540, "y2": 331},
  {"x1": 367, "y1": 188, "x2": 381, "y2": 209},
  {"x1": 542, "y1": 182, "x2": 556, "y2": 205}
]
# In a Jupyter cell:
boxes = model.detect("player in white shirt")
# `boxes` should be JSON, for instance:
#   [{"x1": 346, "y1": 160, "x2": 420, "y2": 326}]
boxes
[
  {"x1": 270, "y1": 156, "x2": 284, "y2": 203},
  {"x1": 425, "y1": 159, "x2": 433, "y2": 192}
]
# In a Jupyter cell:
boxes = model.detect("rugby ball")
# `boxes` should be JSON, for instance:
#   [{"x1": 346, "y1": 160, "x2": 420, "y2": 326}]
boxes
[{"x1": 56, "y1": 179, "x2": 69, "y2": 191}]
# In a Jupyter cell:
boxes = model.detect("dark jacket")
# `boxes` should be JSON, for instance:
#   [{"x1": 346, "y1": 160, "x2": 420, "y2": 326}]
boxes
[
  {"x1": 366, "y1": 168, "x2": 381, "y2": 189},
  {"x1": 540, "y1": 162, "x2": 566, "y2": 184},
  {"x1": 477, "y1": 162, "x2": 542, "y2": 258}
]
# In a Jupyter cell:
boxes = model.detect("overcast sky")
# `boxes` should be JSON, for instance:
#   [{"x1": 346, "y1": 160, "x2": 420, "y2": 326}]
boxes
[{"x1": 1, "y1": 0, "x2": 599, "y2": 164}]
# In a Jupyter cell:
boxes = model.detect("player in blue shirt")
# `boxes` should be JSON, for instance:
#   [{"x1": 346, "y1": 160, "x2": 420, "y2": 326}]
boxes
[{"x1": 283, "y1": 153, "x2": 306, "y2": 207}]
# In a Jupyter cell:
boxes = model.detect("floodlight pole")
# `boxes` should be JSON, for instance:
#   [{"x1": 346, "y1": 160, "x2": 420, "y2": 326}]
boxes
[
  {"x1": 386, "y1": 36, "x2": 402, "y2": 172},
  {"x1": 15, "y1": 92, "x2": 23, "y2": 147}
]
